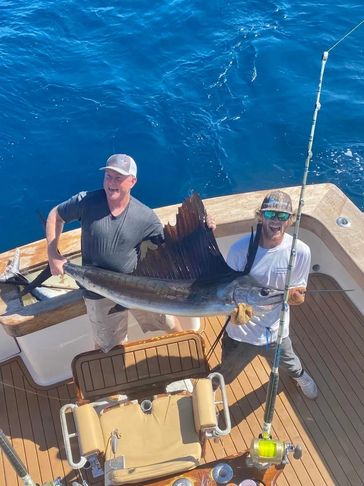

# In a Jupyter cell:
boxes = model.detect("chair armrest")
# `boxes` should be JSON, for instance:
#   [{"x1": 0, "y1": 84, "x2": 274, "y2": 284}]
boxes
[
  {"x1": 74, "y1": 404, "x2": 105, "y2": 456},
  {"x1": 192, "y1": 379, "x2": 217, "y2": 432}
]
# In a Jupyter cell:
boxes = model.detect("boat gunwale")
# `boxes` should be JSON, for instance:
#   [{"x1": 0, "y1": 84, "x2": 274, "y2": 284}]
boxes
[{"x1": 0, "y1": 183, "x2": 363, "y2": 337}]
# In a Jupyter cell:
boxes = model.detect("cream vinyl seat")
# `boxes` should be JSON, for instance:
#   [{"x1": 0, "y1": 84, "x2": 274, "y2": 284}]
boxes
[
  {"x1": 60, "y1": 332, "x2": 231, "y2": 485},
  {"x1": 68, "y1": 378, "x2": 225, "y2": 484}
]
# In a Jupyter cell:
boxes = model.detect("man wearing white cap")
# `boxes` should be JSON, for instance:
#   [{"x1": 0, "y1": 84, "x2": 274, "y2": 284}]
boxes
[{"x1": 46, "y1": 154, "x2": 184, "y2": 352}]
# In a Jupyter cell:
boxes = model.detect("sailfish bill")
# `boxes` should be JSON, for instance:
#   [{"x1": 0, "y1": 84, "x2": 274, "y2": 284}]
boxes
[{"x1": 64, "y1": 193, "x2": 284, "y2": 318}]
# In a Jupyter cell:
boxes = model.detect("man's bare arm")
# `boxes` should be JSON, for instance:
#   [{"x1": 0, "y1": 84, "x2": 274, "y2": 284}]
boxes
[{"x1": 46, "y1": 206, "x2": 67, "y2": 275}]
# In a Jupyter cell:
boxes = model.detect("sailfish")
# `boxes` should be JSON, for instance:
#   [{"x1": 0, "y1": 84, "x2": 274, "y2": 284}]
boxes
[{"x1": 61, "y1": 193, "x2": 283, "y2": 321}]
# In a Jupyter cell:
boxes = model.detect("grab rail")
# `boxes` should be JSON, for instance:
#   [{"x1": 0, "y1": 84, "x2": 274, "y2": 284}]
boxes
[
  {"x1": 59, "y1": 403, "x2": 88, "y2": 470},
  {"x1": 208, "y1": 372, "x2": 232, "y2": 436}
]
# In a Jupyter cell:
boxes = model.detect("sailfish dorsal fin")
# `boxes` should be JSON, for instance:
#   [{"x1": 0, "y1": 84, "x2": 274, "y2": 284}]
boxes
[{"x1": 133, "y1": 192, "x2": 234, "y2": 280}]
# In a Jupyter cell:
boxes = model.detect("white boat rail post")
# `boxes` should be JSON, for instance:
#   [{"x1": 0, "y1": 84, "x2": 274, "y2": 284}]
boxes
[{"x1": 250, "y1": 18, "x2": 364, "y2": 467}]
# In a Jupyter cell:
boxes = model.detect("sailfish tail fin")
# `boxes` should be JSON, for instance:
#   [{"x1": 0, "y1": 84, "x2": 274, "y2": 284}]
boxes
[
  {"x1": 0, "y1": 248, "x2": 52, "y2": 296},
  {"x1": 19, "y1": 264, "x2": 52, "y2": 297},
  {"x1": 0, "y1": 248, "x2": 29, "y2": 285}
]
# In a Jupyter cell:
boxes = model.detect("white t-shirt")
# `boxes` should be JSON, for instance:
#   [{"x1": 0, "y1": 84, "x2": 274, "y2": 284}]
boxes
[{"x1": 226, "y1": 232, "x2": 311, "y2": 345}]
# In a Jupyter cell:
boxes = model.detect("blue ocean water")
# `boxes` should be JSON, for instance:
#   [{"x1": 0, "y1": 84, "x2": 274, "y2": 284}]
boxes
[{"x1": 0, "y1": 1, "x2": 363, "y2": 252}]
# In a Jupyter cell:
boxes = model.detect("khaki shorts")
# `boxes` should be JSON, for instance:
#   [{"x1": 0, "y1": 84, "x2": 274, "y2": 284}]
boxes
[{"x1": 84, "y1": 297, "x2": 174, "y2": 353}]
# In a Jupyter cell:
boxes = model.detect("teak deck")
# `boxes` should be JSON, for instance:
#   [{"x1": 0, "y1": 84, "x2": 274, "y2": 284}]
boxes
[{"x1": 0, "y1": 273, "x2": 363, "y2": 486}]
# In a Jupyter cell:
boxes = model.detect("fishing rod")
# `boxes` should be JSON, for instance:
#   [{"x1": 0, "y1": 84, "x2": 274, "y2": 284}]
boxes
[
  {"x1": 261, "y1": 47, "x2": 328, "y2": 435},
  {"x1": 0, "y1": 429, "x2": 63, "y2": 486},
  {"x1": 250, "y1": 18, "x2": 364, "y2": 465}
]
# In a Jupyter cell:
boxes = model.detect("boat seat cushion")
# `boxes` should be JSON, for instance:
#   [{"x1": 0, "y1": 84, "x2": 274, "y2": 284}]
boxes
[
  {"x1": 103, "y1": 394, "x2": 201, "y2": 484},
  {"x1": 192, "y1": 378, "x2": 217, "y2": 431},
  {"x1": 72, "y1": 379, "x2": 216, "y2": 484},
  {"x1": 73, "y1": 403, "x2": 105, "y2": 456}
]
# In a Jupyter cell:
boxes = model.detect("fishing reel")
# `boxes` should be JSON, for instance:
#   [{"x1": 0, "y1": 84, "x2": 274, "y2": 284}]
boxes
[{"x1": 247, "y1": 433, "x2": 302, "y2": 468}]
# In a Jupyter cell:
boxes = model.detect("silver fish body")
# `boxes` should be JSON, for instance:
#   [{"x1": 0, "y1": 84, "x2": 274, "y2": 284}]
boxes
[{"x1": 64, "y1": 262, "x2": 283, "y2": 317}]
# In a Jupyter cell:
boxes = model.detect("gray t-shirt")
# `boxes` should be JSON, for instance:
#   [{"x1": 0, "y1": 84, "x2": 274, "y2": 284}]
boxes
[{"x1": 57, "y1": 189, "x2": 163, "y2": 274}]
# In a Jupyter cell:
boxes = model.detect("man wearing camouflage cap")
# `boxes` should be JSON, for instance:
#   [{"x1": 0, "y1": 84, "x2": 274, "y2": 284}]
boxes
[{"x1": 214, "y1": 190, "x2": 318, "y2": 399}]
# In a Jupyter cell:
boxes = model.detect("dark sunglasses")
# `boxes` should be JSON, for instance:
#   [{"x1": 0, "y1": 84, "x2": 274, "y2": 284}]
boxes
[{"x1": 262, "y1": 210, "x2": 291, "y2": 221}]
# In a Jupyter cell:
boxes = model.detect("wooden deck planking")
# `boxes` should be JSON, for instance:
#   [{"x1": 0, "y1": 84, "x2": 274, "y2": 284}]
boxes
[
  {"x1": 202, "y1": 316, "x2": 307, "y2": 486},
  {"x1": 236, "y1": 359, "x2": 322, "y2": 486},
  {"x1": 199, "y1": 273, "x2": 364, "y2": 486},
  {"x1": 245, "y1": 361, "x2": 308, "y2": 486},
  {"x1": 0, "y1": 273, "x2": 363, "y2": 485},
  {"x1": 201, "y1": 315, "x2": 306, "y2": 486},
  {"x1": 258, "y1": 355, "x2": 337, "y2": 486},
  {"x1": 286, "y1": 274, "x2": 364, "y2": 485},
  {"x1": 288, "y1": 288, "x2": 364, "y2": 484}
]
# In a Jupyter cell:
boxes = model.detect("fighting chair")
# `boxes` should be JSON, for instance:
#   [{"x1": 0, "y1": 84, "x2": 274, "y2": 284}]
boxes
[{"x1": 60, "y1": 332, "x2": 231, "y2": 485}]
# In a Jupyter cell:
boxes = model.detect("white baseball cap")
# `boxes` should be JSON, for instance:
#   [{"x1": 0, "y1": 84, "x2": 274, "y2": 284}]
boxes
[{"x1": 100, "y1": 154, "x2": 137, "y2": 177}]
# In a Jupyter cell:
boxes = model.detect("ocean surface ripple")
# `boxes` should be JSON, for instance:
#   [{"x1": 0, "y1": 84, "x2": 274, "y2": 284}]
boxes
[{"x1": 0, "y1": 1, "x2": 363, "y2": 251}]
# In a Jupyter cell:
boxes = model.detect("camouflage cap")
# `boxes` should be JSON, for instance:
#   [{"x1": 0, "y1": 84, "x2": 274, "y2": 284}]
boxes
[{"x1": 260, "y1": 190, "x2": 293, "y2": 213}]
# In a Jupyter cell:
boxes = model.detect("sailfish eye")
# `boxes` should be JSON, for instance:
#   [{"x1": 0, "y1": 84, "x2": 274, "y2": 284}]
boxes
[{"x1": 260, "y1": 288, "x2": 270, "y2": 297}]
